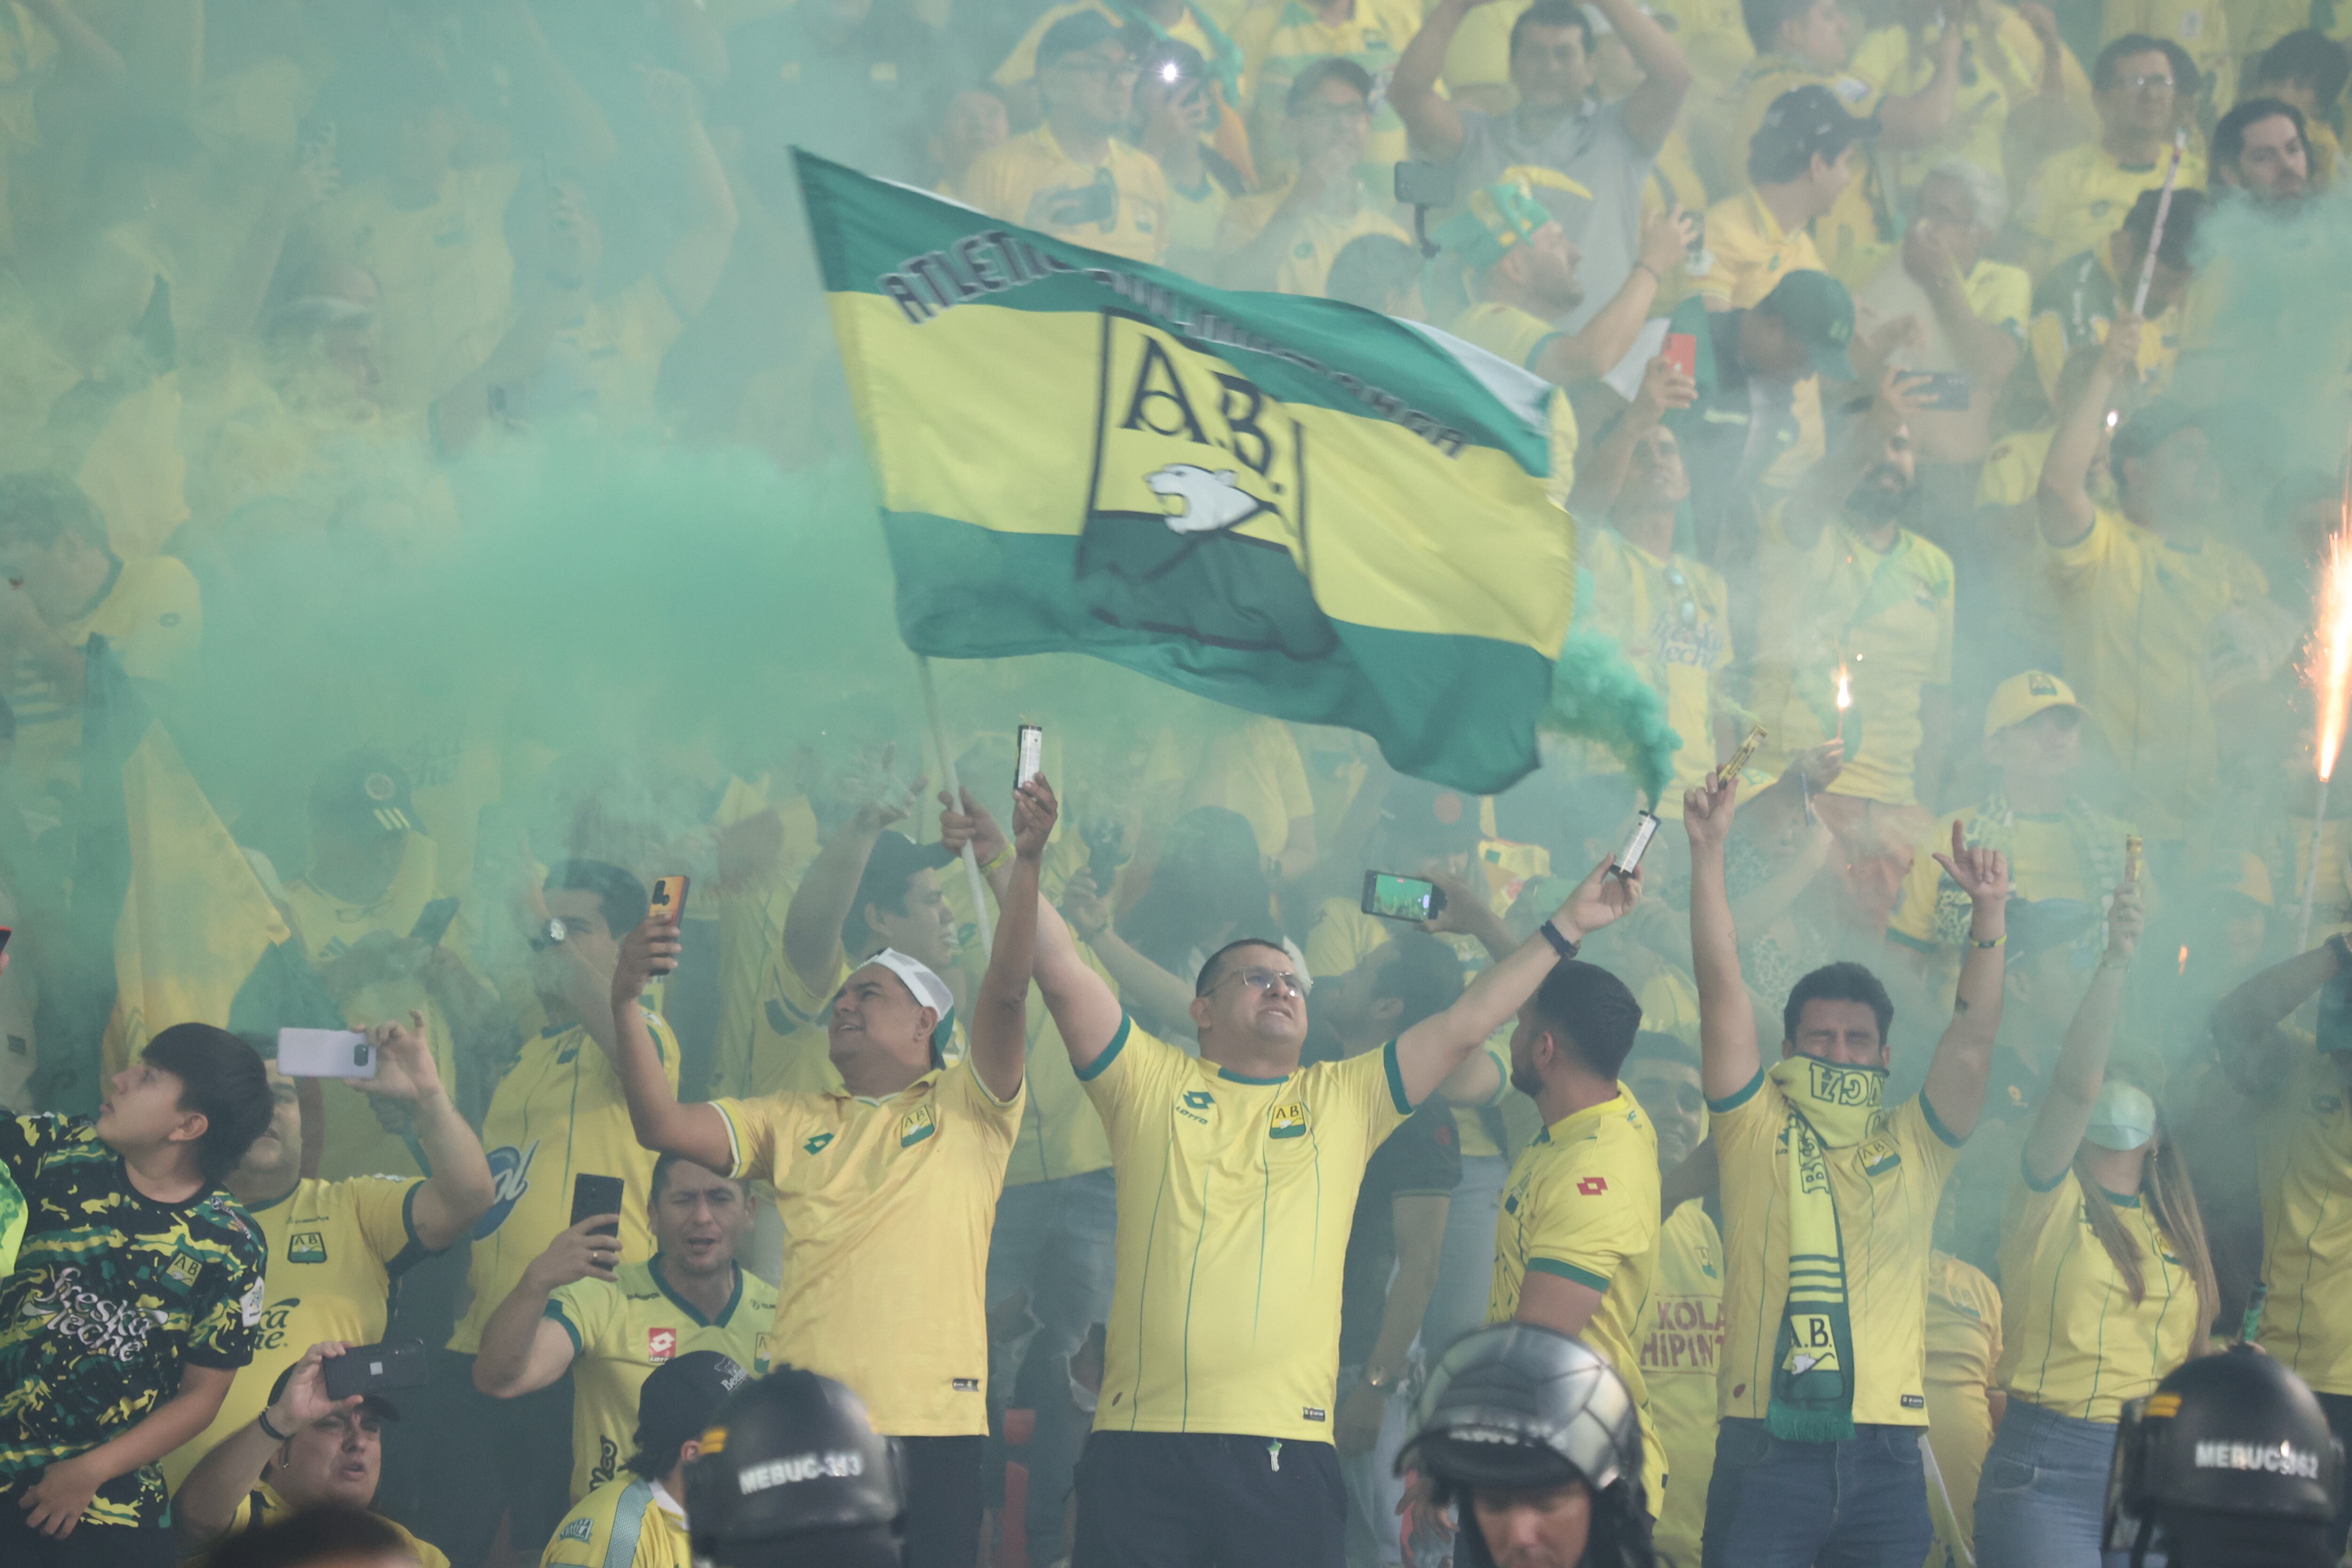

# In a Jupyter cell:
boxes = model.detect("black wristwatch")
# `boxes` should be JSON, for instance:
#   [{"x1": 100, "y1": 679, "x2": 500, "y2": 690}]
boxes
[{"x1": 1541, "y1": 920, "x2": 1580, "y2": 961}]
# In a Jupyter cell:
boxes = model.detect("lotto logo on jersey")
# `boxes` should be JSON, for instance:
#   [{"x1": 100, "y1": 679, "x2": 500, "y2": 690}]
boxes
[
  {"x1": 1178, "y1": 1090, "x2": 1214, "y2": 1126},
  {"x1": 1268, "y1": 1101, "x2": 1308, "y2": 1139},
  {"x1": 1576, "y1": 1176, "x2": 1608, "y2": 1196},
  {"x1": 287, "y1": 1232, "x2": 327, "y2": 1264},
  {"x1": 900, "y1": 1106, "x2": 937, "y2": 1148},
  {"x1": 649, "y1": 1327, "x2": 677, "y2": 1363}
]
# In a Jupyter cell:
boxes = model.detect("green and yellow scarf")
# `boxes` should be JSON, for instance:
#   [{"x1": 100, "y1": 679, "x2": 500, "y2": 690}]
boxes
[{"x1": 1767, "y1": 1056, "x2": 1887, "y2": 1442}]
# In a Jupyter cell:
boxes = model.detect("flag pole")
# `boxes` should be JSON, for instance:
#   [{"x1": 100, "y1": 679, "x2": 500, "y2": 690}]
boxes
[{"x1": 917, "y1": 655, "x2": 994, "y2": 953}]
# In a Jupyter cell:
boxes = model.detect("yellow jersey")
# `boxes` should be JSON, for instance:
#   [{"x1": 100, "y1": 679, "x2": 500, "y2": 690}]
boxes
[
  {"x1": 1718, "y1": 56, "x2": 1887, "y2": 275},
  {"x1": 1180, "y1": 714, "x2": 1317, "y2": 863},
  {"x1": 713, "y1": 1056, "x2": 1023, "y2": 1436},
  {"x1": 1232, "y1": 0, "x2": 1424, "y2": 170},
  {"x1": 2015, "y1": 142, "x2": 2208, "y2": 278},
  {"x1": 1575, "y1": 526, "x2": 1732, "y2": 794},
  {"x1": 1082, "y1": 1015, "x2": 1412, "y2": 1441},
  {"x1": 449, "y1": 1013, "x2": 679, "y2": 1355},
  {"x1": 201, "y1": 1482, "x2": 448, "y2": 1568},
  {"x1": 1691, "y1": 188, "x2": 1823, "y2": 309},
  {"x1": 958, "y1": 125, "x2": 1171, "y2": 266},
  {"x1": 1750, "y1": 509, "x2": 1956, "y2": 806},
  {"x1": 1640, "y1": 1200, "x2": 1724, "y2": 1564},
  {"x1": 2254, "y1": 1050, "x2": 2352, "y2": 1393},
  {"x1": 1889, "y1": 800, "x2": 2133, "y2": 964},
  {"x1": 1004, "y1": 976, "x2": 1115, "y2": 1187},
  {"x1": 1924, "y1": 1250, "x2": 2002, "y2": 1563},
  {"x1": 308, "y1": 164, "x2": 525, "y2": 410},
  {"x1": 1447, "y1": 302, "x2": 1582, "y2": 503},
  {"x1": 1711, "y1": 1070, "x2": 1966, "y2": 1423},
  {"x1": 1849, "y1": 12, "x2": 2089, "y2": 201},
  {"x1": 547, "y1": 1258, "x2": 780, "y2": 1500},
  {"x1": 2042, "y1": 509, "x2": 2267, "y2": 839},
  {"x1": 1215, "y1": 181, "x2": 1411, "y2": 300},
  {"x1": 542, "y1": 1474, "x2": 692, "y2": 1568},
  {"x1": 1488, "y1": 1090, "x2": 1664, "y2": 1506},
  {"x1": 163, "y1": 1174, "x2": 427, "y2": 1491},
  {"x1": 1996, "y1": 1168, "x2": 2198, "y2": 1421},
  {"x1": 10, "y1": 553, "x2": 200, "y2": 796}
]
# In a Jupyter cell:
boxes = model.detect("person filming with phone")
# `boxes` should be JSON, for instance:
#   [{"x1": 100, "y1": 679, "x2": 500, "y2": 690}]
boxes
[{"x1": 172, "y1": 1341, "x2": 447, "y2": 1568}]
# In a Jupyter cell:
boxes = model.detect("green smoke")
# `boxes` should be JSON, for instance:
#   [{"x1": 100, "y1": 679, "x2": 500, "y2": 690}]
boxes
[{"x1": 1542, "y1": 629, "x2": 1679, "y2": 806}]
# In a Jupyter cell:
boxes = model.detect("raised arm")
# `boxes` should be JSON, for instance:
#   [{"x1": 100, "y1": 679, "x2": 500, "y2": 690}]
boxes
[
  {"x1": 1533, "y1": 207, "x2": 1694, "y2": 382},
  {"x1": 354, "y1": 1012, "x2": 493, "y2": 1248},
  {"x1": 782, "y1": 766, "x2": 921, "y2": 996},
  {"x1": 1787, "y1": 366, "x2": 1931, "y2": 549},
  {"x1": 611, "y1": 914, "x2": 734, "y2": 1171},
  {"x1": 1683, "y1": 776, "x2": 1760, "y2": 1099},
  {"x1": 2211, "y1": 934, "x2": 2348, "y2": 1095},
  {"x1": 1921, "y1": 822, "x2": 2011, "y2": 1141},
  {"x1": 1874, "y1": 20, "x2": 1963, "y2": 148},
  {"x1": 1030, "y1": 850, "x2": 1127, "y2": 1073},
  {"x1": 972, "y1": 777, "x2": 1056, "y2": 1102},
  {"x1": 2023, "y1": 881, "x2": 2140, "y2": 1184},
  {"x1": 173, "y1": 1345, "x2": 359, "y2": 1553},
  {"x1": 1392, "y1": 855, "x2": 1643, "y2": 1106},
  {"x1": 1390, "y1": 0, "x2": 1486, "y2": 162},
  {"x1": 2037, "y1": 317, "x2": 2139, "y2": 547},
  {"x1": 471, "y1": 1222, "x2": 606, "y2": 1397},
  {"x1": 1568, "y1": 355, "x2": 1696, "y2": 515},
  {"x1": 1058, "y1": 874, "x2": 1199, "y2": 1037},
  {"x1": 1589, "y1": 0, "x2": 1693, "y2": 150}
]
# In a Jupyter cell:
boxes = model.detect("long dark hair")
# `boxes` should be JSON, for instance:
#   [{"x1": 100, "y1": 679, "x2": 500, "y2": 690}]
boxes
[{"x1": 2074, "y1": 1068, "x2": 2219, "y2": 1350}]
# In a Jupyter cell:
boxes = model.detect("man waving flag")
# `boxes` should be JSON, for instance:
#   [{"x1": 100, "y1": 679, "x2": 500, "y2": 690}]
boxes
[{"x1": 798, "y1": 150, "x2": 1577, "y2": 794}]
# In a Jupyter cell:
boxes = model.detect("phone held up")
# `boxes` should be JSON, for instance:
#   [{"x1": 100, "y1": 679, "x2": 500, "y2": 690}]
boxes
[
  {"x1": 278, "y1": 1028, "x2": 377, "y2": 1079},
  {"x1": 1362, "y1": 870, "x2": 1446, "y2": 924},
  {"x1": 649, "y1": 876, "x2": 689, "y2": 974},
  {"x1": 323, "y1": 1339, "x2": 429, "y2": 1402},
  {"x1": 570, "y1": 1174, "x2": 625, "y2": 1238}
]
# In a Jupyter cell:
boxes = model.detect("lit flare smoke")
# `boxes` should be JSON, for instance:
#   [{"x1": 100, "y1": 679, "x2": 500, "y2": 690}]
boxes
[
  {"x1": 2311, "y1": 506, "x2": 2352, "y2": 785},
  {"x1": 1544, "y1": 629, "x2": 1680, "y2": 806}
]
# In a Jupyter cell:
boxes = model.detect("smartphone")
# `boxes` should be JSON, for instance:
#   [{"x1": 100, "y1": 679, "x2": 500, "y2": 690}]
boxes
[
  {"x1": 650, "y1": 875, "x2": 690, "y2": 924},
  {"x1": 1663, "y1": 332, "x2": 1698, "y2": 382},
  {"x1": 1362, "y1": 870, "x2": 1446, "y2": 923},
  {"x1": 1393, "y1": 160, "x2": 1454, "y2": 209},
  {"x1": 322, "y1": 1338, "x2": 430, "y2": 1402},
  {"x1": 278, "y1": 1028, "x2": 376, "y2": 1079},
  {"x1": 1913, "y1": 370, "x2": 1971, "y2": 410},
  {"x1": 1016, "y1": 724, "x2": 1044, "y2": 790},
  {"x1": 1610, "y1": 812, "x2": 1662, "y2": 879},
  {"x1": 571, "y1": 1173, "x2": 624, "y2": 1237},
  {"x1": 408, "y1": 897, "x2": 460, "y2": 948}
]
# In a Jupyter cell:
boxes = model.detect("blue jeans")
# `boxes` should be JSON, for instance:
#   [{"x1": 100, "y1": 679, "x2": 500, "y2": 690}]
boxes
[
  {"x1": 1701, "y1": 1418, "x2": 1934, "y2": 1568},
  {"x1": 1421, "y1": 1153, "x2": 1507, "y2": 1360},
  {"x1": 1973, "y1": 1399, "x2": 2151, "y2": 1568},
  {"x1": 987, "y1": 1168, "x2": 1118, "y2": 1553}
]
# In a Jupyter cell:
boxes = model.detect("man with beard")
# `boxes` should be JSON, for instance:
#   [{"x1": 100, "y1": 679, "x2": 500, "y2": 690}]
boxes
[
  {"x1": 1747, "y1": 369, "x2": 1954, "y2": 904},
  {"x1": 2212, "y1": 96, "x2": 2312, "y2": 205},
  {"x1": 2037, "y1": 318, "x2": 2267, "y2": 850}
]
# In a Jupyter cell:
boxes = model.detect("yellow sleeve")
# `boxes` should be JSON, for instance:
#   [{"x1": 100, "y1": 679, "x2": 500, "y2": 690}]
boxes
[
  {"x1": 1523, "y1": 1142, "x2": 1653, "y2": 1294},
  {"x1": 1707, "y1": 1066, "x2": 1783, "y2": 1165},
  {"x1": 345, "y1": 1175, "x2": 426, "y2": 1265},
  {"x1": 1304, "y1": 898, "x2": 1387, "y2": 978},
  {"x1": 1075, "y1": 1015, "x2": 1188, "y2": 1137},
  {"x1": 1328, "y1": 1036, "x2": 1416, "y2": 1141},
  {"x1": 2043, "y1": 507, "x2": 2124, "y2": 593},
  {"x1": 548, "y1": 1274, "x2": 618, "y2": 1357},
  {"x1": 1896, "y1": 1091, "x2": 1969, "y2": 1186},
  {"x1": 541, "y1": 1499, "x2": 605, "y2": 1568},
  {"x1": 711, "y1": 1095, "x2": 814, "y2": 1184},
  {"x1": 945, "y1": 1055, "x2": 1026, "y2": 1149}
]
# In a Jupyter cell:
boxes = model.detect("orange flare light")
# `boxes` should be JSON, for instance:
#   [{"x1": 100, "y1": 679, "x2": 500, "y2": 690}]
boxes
[
  {"x1": 2312, "y1": 510, "x2": 2352, "y2": 782},
  {"x1": 2178, "y1": 945, "x2": 2189, "y2": 976},
  {"x1": 1836, "y1": 666, "x2": 1852, "y2": 712}
]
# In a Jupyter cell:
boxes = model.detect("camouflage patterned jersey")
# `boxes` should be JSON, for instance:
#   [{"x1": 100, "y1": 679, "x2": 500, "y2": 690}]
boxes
[{"x1": 0, "y1": 1114, "x2": 266, "y2": 1527}]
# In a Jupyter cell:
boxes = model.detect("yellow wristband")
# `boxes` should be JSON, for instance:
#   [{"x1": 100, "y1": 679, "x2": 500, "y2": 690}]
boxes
[{"x1": 1972, "y1": 932, "x2": 2005, "y2": 949}]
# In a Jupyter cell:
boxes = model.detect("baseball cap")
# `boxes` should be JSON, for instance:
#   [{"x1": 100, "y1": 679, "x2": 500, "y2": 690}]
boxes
[
  {"x1": 686, "y1": 1368, "x2": 906, "y2": 1568},
  {"x1": 309, "y1": 749, "x2": 417, "y2": 839},
  {"x1": 1756, "y1": 270, "x2": 1857, "y2": 381},
  {"x1": 1750, "y1": 85, "x2": 1878, "y2": 179},
  {"x1": 1983, "y1": 670, "x2": 2089, "y2": 740},
  {"x1": 636, "y1": 1351, "x2": 748, "y2": 1476},
  {"x1": 266, "y1": 1361, "x2": 401, "y2": 1425},
  {"x1": 1431, "y1": 174, "x2": 1587, "y2": 275},
  {"x1": 1035, "y1": 8, "x2": 1122, "y2": 71}
]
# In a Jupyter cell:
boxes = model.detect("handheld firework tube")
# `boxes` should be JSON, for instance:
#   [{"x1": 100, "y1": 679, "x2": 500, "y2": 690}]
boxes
[
  {"x1": 2298, "y1": 449, "x2": 2352, "y2": 944},
  {"x1": 2129, "y1": 130, "x2": 2189, "y2": 318}
]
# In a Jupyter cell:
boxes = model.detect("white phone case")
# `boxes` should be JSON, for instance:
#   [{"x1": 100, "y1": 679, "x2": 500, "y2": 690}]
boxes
[{"x1": 278, "y1": 1027, "x2": 376, "y2": 1079}]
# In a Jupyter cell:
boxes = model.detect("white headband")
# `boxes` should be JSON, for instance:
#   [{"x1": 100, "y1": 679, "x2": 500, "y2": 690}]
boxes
[{"x1": 859, "y1": 949, "x2": 954, "y2": 1021}]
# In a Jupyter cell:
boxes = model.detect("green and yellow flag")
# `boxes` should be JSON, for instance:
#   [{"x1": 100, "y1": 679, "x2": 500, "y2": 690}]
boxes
[{"x1": 800, "y1": 151, "x2": 1576, "y2": 794}]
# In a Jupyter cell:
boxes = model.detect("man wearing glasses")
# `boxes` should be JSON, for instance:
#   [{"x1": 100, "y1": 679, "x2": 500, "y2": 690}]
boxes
[
  {"x1": 1026, "y1": 814, "x2": 1648, "y2": 1565},
  {"x1": 2013, "y1": 35, "x2": 2206, "y2": 276},
  {"x1": 1216, "y1": 58, "x2": 1407, "y2": 294},
  {"x1": 962, "y1": 10, "x2": 1171, "y2": 263}
]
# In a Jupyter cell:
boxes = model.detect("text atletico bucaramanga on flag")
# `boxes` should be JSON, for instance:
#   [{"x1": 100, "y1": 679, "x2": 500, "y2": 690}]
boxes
[{"x1": 795, "y1": 149, "x2": 1576, "y2": 796}]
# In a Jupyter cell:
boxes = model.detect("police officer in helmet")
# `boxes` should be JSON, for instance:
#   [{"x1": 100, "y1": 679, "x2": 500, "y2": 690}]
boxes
[
  {"x1": 683, "y1": 1368, "x2": 906, "y2": 1568},
  {"x1": 1396, "y1": 1322, "x2": 1655, "y2": 1568},
  {"x1": 2105, "y1": 1343, "x2": 2346, "y2": 1568}
]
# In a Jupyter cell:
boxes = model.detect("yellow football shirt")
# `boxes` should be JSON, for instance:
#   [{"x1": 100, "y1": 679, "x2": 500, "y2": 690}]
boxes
[
  {"x1": 1487, "y1": 1089, "x2": 1664, "y2": 1506},
  {"x1": 1924, "y1": 1250, "x2": 2001, "y2": 1563},
  {"x1": 713, "y1": 1056, "x2": 1023, "y2": 1435},
  {"x1": 1691, "y1": 188, "x2": 1822, "y2": 309},
  {"x1": 1996, "y1": 1168, "x2": 2197, "y2": 1420},
  {"x1": 1575, "y1": 526, "x2": 1732, "y2": 794},
  {"x1": 2254, "y1": 1050, "x2": 2352, "y2": 1393},
  {"x1": 547, "y1": 1259, "x2": 780, "y2": 1500},
  {"x1": 1721, "y1": 56, "x2": 1887, "y2": 275},
  {"x1": 1082, "y1": 1015, "x2": 1412, "y2": 1440},
  {"x1": 2016, "y1": 142, "x2": 2207, "y2": 278},
  {"x1": 163, "y1": 1174, "x2": 426, "y2": 1491},
  {"x1": 958, "y1": 125, "x2": 1171, "y2": 266},
  {"x1": 448, "y1": 1012, "x2": 679, "y2": 1355},
  {"x1": 1749, "y1": 509, "x2": 1956, "y2": 806},
  {"x1": 542, "y1": 1475, "x2": 691, "y2": 1568},
  {"x1": 1215, "y1": 181, "x2": 1411, "y2": 300},
  {"x1": 1180, "y1": 715, "x2": 1318, "y2": 863},
  {"x1": 10, "y1": 553, "x2": 200, "y2": 796},
  {"x1": 2042, "y1": 509, "x2": 2267, "y2": 839},
  {"x1": 1889, "y1": 801, "x2": 2133, "y2": 960},
  {"x1": 1447, "y1": 302, "x2": 1581, "y2": 503},
  {"x1": 1640, "y1": 1201, "x2": 1723, "y2": 1568},
  {"x1": 208, "y1": 1483, "x2": 450, "y2": 1568},
  {"x1": 1711, "y1": 1069, "x2": 1966, "y2": 1423},
  {"x1": 1848, "y1": 11, "x2": 2088, "y2": 201}
]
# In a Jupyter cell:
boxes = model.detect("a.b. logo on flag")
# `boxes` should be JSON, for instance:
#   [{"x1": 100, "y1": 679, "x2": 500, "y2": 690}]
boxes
[{"x1": 649, "y1": 1328, "x2": 677, "y2": 1363}]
